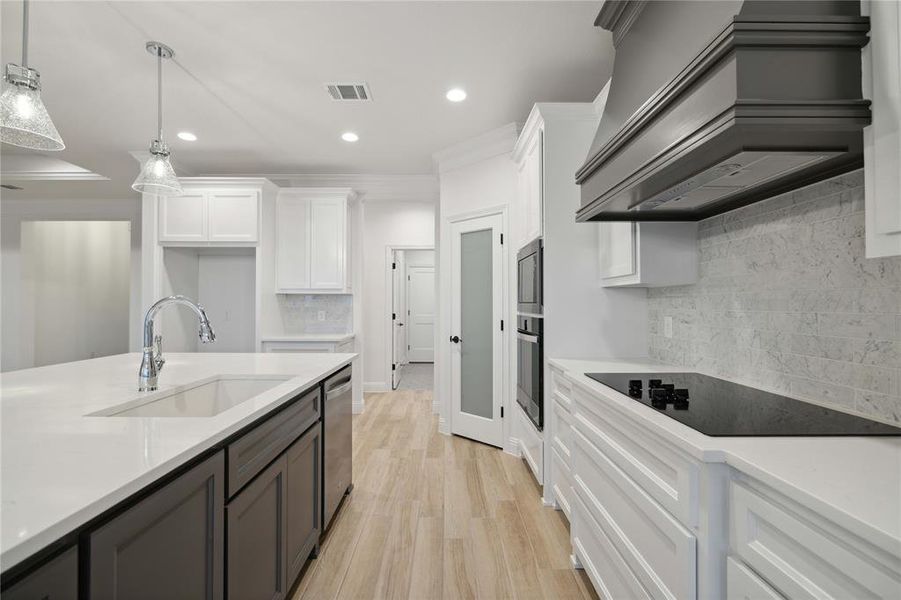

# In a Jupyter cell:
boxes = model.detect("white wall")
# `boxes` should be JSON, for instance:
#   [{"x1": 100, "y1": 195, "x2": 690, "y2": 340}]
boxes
[
  {"x1": 361, "y1": 201, "x2": 436, "y2": 390},
  {"x1": 1, "y1": 198, "x2": 142, "y2": 372},
  {"x1": 434, "y1": 124, "x2": 520, "y2": 452}
]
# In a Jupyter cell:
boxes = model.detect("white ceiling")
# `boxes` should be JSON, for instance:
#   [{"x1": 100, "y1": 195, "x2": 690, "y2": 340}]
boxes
[{"x1": 0, "y1": 1, "x2": 612, "y2": 198}]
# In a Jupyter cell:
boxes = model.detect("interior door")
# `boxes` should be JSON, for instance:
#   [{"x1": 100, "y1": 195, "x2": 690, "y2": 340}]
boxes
[
  {"x1": 406, "y1": 266, "x2": 435, "y2": 362},
  {"x1": 450, "y1": 214, "x2": 505, "y2": 447},
  {"x1": 391, "y1": 251, "x2": 405, "y2": 389}
]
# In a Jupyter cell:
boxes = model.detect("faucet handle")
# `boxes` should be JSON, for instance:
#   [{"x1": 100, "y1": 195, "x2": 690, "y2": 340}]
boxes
[{"x1": 154, "y1": 335, "x2": 165, "y2": 371}]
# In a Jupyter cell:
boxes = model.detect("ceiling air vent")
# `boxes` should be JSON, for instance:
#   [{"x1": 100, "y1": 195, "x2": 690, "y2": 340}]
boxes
[{"x1": 325, "y1": 82, "x2": 372, "y2": 101}]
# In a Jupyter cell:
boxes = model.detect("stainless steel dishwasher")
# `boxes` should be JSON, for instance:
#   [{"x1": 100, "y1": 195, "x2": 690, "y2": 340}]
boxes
[{"x1": 322, "y1": 365, "x2": 353, "y2": 531}]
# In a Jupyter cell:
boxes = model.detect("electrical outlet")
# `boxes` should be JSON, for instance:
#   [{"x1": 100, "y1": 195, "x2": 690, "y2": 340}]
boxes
[
  {"x1": 664, "y1": 316, "x2": 673, "y2": 339},
  {"x1": 317, "y1": 311, "x2": 326, "y2": 322}
]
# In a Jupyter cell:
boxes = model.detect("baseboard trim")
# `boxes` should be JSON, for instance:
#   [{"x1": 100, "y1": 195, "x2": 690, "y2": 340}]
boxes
[
  {"x1": 438, "y1": 415, "x2": 449, "y2": 435},
  {"x1": 352, "y1": 399, "x2": 365, "y2": 414},
  {"x1": 505, "y1": 436, "x2": 521, "y2": 457},
  {"x1": 363, "y1": 381, "x2": 389, "y2": 393}
]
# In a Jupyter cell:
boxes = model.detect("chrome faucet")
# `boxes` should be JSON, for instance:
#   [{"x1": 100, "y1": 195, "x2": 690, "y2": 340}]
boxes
[{"x1": 139, "y1": 295, "x2": 216, "y2": 391}]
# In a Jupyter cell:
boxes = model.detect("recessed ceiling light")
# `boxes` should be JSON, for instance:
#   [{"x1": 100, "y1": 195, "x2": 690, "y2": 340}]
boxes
[
  {"x1": 341, "y1": 132, "x2": 359, "y2": 142},
  {"x1": 446, "y1": 88, "x2": 467, "y2": 102},
  {"x1": 177, "y1": 131, "x2": 197, "y2": 142}
]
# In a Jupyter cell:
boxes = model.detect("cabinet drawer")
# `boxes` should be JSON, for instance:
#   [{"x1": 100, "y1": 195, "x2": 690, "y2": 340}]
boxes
[
  {"x1": 551, "y1": 393, "x2": 573, "y2": 465},
  {"x1": 573, "y1": 427, "x2": 697, "y2": 600},
  {"x1": 573, "y1": 384, "x2": 699, "y2": 526},
  {"x1": 550, "y1": 365, "x2": 573, "y2": 403},
  {"x1": 228, "y1": 387, "x2": 320, "y2": 497},
  {"x1": 730, "y1": 479, "x2": 901, "y2": 600},
  {"x1": 727, "y1": 557, "x2": 784, "y2": 600},
  {"x1": 551, "y1": 447, "x2": 573, "y2": 520},
  {"x1": 572, "y1": 491, "x2": 652, "y2": 600},
  {"x1": 4, "y1": 546, "x2": 77, "y2": 600}
]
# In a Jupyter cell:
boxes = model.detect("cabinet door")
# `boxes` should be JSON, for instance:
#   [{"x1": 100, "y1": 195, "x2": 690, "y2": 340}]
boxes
[
  {"x1": 3, "y1": 546, "x2": 77, "y2": 600},
  {"x1": 227, "y1": 455, "x2": 288, "y2": 600},
  {"x1": 598, "y1": 222, "x2": 636, "y2": 280},
  {"x1": 309, "y1": 197, "x2": 346, "y2": 289},
  {"x1": 159, "y1": 191, "x2": 207, "y2": 242},
  {"x1": 208, "y1": 190, "x2": 259, "y2": 242},
  {"x1": 89, "y1": 452, "x2": 224, "y2": 600},
  {"x1": 727, "y1": 557, "x2": 785, "y2": 600},
  {"x1": 522, "y1": 131, "x2": 543, "y2": 243},
  {"x1": 286, "y1": 424, "x2": 321, "y2": 587},
  {"x1": 276, "y1": 196, "x2": 311, "y2": 291}
]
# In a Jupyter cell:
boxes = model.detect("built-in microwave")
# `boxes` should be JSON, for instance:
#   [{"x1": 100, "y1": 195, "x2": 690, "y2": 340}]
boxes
[{"x1": 517, "y1": 238, "x2": 542, "y2": 314}]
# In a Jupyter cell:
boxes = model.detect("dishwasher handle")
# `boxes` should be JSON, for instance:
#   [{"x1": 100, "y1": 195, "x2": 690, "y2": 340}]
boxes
[{"x1": 326, "y1": 380, "x2": 353, "y2": 399}]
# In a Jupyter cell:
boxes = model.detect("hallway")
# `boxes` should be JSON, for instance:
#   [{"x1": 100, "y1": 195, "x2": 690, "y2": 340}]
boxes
[{"x1": 292, "y1": 389, "x2": 598, "y2": 600}]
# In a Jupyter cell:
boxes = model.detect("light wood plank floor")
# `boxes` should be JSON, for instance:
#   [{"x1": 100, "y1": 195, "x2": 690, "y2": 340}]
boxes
[{"x1": 292, "y1": 389, "x2": 599, "y2": 600}]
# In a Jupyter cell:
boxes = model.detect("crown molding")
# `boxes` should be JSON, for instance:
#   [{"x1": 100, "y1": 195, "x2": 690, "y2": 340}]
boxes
[
  {"x1": 432, "y1": 123, "x2": 521, "y2": 174},
  {"x1": 595, "y1": 0, "x2": 648, "y2": 47},
  {"x1": 261, "y1": 173, "x2": 438, "y2": 203},
  {"x1": 513, "y1": 103, "x2": 599, "y2": 163}
]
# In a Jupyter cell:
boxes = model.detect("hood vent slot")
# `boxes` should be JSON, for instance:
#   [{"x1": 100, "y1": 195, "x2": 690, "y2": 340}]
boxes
[
  {"x1": 575, "y1": 1, "x2": 871, "y2": 222},
  {"x1": 325, "y1": 82, "x2": 372, "y2": 101}
]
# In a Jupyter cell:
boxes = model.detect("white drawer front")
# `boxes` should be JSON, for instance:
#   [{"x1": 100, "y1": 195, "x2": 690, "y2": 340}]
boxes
[
  {"x1": 730, "y1": 480, "x2": 901, "y2": 600},
  {"x1": 573, "y1": 384, "x2": 699, "y2": 526},
  {"x1": 552, "y1": 392, "x2": 573, "y2": 465},
  {"x1": 573, "y1": 427, "x2": 697, "y2": 600},
  {"x1": 551, "y1": 447, "x2": 573, "y2": 520},
  {"x1": 727, "y1": 557, "x2": 784, "y2": 600},
  {"x1": 550, "y1": 366, "x2": 573, "y2": 403},
  {"x1": 518, "y1": 405, "x2": 543, "y2": 484},
  {"x1": 572, "y1": 491, "x2": 653, "y2": 600}
]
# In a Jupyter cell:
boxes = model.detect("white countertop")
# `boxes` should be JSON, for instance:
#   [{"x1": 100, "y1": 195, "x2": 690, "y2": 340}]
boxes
[
  {"x1": 260, "y1": 333, "x2": 355, "y2": 343},
  {"x1": 0, "y1": 352, "x2": 355, "y2": 571},
  {"x1": 549, "y1": 358, "x2": 901, "y2": 555}
]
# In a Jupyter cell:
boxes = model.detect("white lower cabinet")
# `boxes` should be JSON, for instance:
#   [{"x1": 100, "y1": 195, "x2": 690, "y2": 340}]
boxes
[
  {"x1": 727, "y1": 557, "x2": 784, "y2": 600},
  {"x1": 554, "y1": 363, "x2": 901, "y2": 600},
  {"x1": 517, "y1": 403, "x2": 544, "y2": 484}
]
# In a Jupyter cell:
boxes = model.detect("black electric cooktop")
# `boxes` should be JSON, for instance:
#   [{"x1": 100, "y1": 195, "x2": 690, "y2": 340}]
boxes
[{"x1": 585, "y1": 372, "x2": 901, "y2": 437}]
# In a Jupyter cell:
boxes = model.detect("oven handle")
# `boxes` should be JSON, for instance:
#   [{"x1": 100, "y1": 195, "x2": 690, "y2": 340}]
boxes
[{"x1": 517, "y1": 332, "x2": 540, "y2": 344}]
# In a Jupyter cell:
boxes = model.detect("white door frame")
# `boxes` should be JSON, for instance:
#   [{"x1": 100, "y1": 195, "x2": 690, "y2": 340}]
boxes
[
  {"x1": 444, "y1": 206, "x2": 508, "y2": 448},
  {"x1": 384, "y1": 245, "x2": 434, "y2": 391}
]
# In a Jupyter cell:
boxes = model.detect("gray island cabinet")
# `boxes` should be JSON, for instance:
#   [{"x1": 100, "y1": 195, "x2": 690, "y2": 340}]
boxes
[{"x1": 2, "y1": 363, "x2": 344, "y2": 600}]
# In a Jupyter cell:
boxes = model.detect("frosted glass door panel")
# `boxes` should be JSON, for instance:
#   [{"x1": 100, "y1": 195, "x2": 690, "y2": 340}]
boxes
[{"x1": 460, "y1": 229, "x2": 493, "y2": 419}]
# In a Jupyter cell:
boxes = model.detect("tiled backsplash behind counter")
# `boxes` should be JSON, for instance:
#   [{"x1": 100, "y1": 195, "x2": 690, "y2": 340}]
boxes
[
  {"x1": 277, "y1": 294, "x2": 353, "y2": 334},
  {"x1": 648, "y1": 170, "x2": 901, "y2": 425}
]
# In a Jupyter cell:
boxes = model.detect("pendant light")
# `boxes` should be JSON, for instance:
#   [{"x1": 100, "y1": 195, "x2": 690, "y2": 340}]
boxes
[
  {"x1": 132, "y1": 41, "x2": 182, "y2": 196},
  {"x1": 0, "y1": 0, "x2": 64, "y2": 151}
]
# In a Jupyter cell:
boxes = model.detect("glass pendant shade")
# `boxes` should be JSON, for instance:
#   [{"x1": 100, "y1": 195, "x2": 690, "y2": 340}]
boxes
[
  {"x1": 0, "y1": 68, "x2": 64, "y2": 151},
  {"x1": 132, "y1": 141, "x2": 183, "y2": 196}
]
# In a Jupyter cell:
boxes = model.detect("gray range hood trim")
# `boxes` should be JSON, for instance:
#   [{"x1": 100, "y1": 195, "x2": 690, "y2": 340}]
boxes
[{"x1": 575, "y1": 12, "x2": 871, "y2": 222}]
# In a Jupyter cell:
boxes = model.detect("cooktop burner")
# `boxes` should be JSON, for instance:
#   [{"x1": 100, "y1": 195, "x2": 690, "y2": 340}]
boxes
[{"x1": 585, "y1": 372, "x2": 901, "y2": 437}]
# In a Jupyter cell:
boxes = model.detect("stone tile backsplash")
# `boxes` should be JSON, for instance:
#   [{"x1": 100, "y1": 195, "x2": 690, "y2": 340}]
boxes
[
  {"x1": 277, "y1": 294, "x2": 353, "y2": 334},
  {"x1": 648, "y1": 170, "x2": 901, "y2": 425}
]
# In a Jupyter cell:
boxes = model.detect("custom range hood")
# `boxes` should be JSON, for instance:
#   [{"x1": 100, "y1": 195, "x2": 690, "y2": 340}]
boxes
[{"x1": 575, "y1": 0, "x2": 871, "y2": 222}]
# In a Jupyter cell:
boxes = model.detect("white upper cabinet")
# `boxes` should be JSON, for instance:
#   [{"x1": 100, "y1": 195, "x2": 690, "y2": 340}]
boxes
[
  {"x1": 598, "y1": 221, "x2": 698, "y2": 287},
  {"x1": 514, "y1": 127, "x2": 543, "y2": 246},
  {"x1": 275, "y1": 188, "x2": 352, "y2": 293},
  {"x1": 158, "y1": 186, "x2": 259, "y2": 245}
]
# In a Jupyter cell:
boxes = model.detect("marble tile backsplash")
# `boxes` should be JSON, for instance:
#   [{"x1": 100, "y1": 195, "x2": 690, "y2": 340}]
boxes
[
  {"x1": 277, "y1": 294, "x2": 353, "y2": 334},
  {"x1": 648, "y1": 170, "x2": 901, "y2": 425}
]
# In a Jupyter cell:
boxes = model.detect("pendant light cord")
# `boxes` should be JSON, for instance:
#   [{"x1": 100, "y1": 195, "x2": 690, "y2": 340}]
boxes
[
  {"x1": 157, "y1": 48, "x2": 163, "y2": 142},
  {"x1": 21, "y1": 0, "x2": 29, "y2": 67}
]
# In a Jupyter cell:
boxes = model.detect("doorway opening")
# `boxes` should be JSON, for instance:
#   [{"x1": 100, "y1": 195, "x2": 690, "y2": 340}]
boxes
[{"x1": 387, "y1": 246, "x2": 435, "y2": 390}]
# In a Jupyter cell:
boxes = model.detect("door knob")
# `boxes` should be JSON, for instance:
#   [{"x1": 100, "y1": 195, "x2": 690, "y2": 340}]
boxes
[{"x1": 449, "y1": 335, "x2": 462, "y2": 344}]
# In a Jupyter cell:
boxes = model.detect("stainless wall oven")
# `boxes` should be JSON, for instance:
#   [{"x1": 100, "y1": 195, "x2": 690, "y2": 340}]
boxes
[
  {"x1": 517, "y1": 238, "x2": 542, "y2": 315},
  {"x1": 516, "y1": 315, "x2": 543, "y2": 430}
]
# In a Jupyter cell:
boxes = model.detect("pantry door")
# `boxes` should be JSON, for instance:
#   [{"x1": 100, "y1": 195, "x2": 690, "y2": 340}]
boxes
[{"x1": 449, "y1": 213, "x2": 504, "y2": 448}]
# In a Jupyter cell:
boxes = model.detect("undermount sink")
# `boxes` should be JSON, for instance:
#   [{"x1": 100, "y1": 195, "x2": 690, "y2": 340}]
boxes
[{"x1": 92, "y1": 376, "x2": 291, "y2": 418}]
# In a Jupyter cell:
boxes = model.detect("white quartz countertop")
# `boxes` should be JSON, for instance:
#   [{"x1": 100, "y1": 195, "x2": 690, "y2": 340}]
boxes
[
  {"x1": 549, "y1": 357, "x2": 901, "y2": 555},
  {"x1": 259, "y1": 333, "x2": 355, "y2": 342},
  {"x1": 0, "y1": 352, "x2": 355, "y2": 571}
]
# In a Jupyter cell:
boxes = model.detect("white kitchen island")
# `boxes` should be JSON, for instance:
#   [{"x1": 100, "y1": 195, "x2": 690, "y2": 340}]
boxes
[{"x1": 0, "y1": 352, "x2": 354, "y2": 578}]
